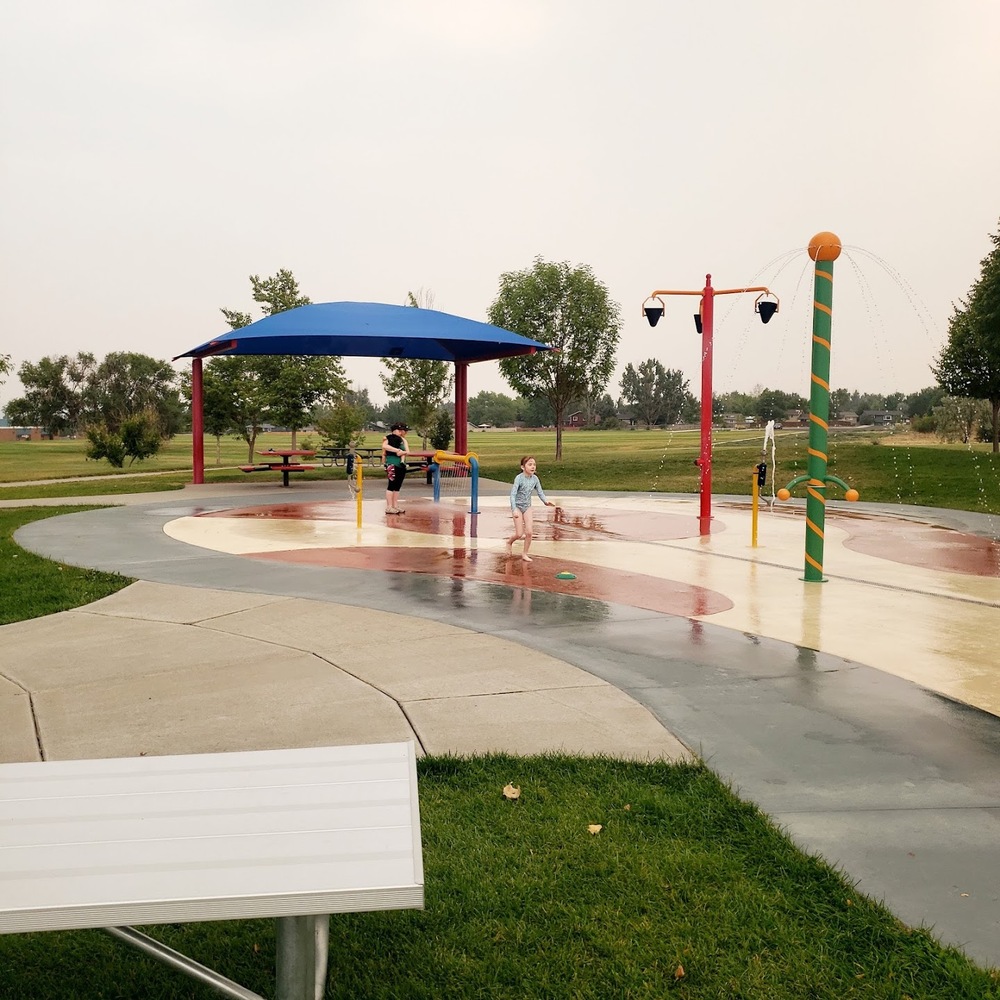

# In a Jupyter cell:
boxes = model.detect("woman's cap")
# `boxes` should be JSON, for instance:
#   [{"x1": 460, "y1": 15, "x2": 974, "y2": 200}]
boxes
[{"x1": 392, "y1": 422, "x2": 409, "y2": 431}]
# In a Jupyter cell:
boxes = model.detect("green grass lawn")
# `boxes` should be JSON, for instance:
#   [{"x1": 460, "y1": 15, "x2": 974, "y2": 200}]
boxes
[
  {"x1": 1, "y1": 754, "x2": 997, "y2": 999},
  {"x1": 3, "y1": 428, "x2": 999, "y2": 513},
  {"x1": 2, "y1": 452, "x2": 1000, "y2": 996}
]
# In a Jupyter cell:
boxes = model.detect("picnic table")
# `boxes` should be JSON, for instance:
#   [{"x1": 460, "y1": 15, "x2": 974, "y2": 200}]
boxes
[
  {"x1": 317, "y1": 448, "x2": 436, "y2": 476},
  {"x1": 316, "y1": 446, "x2": 384, "y2": 469},
  {"x1": 0, "y1": 742, "x2": 424, "y2": 1000},
  {"x1": 242, "y1": 449, "x2": 317, "y2": 487}
]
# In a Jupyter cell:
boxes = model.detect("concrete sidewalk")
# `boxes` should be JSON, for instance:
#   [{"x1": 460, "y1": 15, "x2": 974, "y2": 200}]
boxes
[
  {"x1": 5, "y1": 481, "x2": 1000, "y2": 969},
  {"x1": 1, "y1": 580, "x2": 690, "y2": 763}
]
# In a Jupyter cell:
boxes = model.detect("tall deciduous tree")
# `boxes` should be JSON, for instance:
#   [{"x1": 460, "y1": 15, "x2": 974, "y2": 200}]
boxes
[
  {"x1": 488, "y1": 257, "x2": 621, "y2": 459},
  {"x1": 933, "y1": 219, "x2": 1000, "y2": 452},
  {"x1": 221, "y1": 269, "x2": 347, "y2": 450},
  {"x1": 380, "y1": 291, "x2": 453, "y2": 446},
  {"x1": 4, "y1": 353, "x2": 96, "y2": 434},
  {"x1": 84, "y1": 352, "x2": 183, "y2": 436},
  {"x1": 467, "y1": 391, "x2": 518, "y2": 428},
  {"x1": 79, "y1": 352, "x2": 182, "y2": 466},
  {"x1": 620, "y1": 360, "x2": 689, "y2": 428}
]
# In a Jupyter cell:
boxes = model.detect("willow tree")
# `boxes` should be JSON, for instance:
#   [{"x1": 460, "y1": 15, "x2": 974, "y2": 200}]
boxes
[{"x1": 488, "y1": 257, "x2": 621, "y2": 459}]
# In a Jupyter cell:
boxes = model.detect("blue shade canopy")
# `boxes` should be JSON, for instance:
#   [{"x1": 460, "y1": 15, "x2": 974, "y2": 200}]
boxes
[{"x1": 175, "y1": 301, "x2": 553, "y2": 364}]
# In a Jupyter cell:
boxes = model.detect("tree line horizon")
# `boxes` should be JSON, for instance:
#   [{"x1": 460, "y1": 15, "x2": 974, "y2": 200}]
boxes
[{"x1": 2, "y1": 218, "x2": 997, "y2": 461}]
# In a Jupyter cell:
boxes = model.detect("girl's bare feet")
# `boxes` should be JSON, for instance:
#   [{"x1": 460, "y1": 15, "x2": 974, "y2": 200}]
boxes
[{"x1": 521, "y1": 555, "x2": 532, "y2": 562}]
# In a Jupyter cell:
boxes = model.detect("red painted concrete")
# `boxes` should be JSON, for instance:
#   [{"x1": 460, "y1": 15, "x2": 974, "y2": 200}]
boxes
[
  {"x1": 245, "y1": 545, "x2": 732, "y2": 617},
  {"x1": 194, "y1": 501, "x2": 999, "y2": 622},
  {"x1": 840, "y1": 517, "x2": 1000, "y2": 577}
]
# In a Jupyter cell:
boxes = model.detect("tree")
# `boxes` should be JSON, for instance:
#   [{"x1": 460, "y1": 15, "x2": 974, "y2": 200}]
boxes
[
  {"x1": 84, "y1": 352, "x2": 183, "y2": 436},
  {"x1": 314, "y1": 399, "x2": 368, "y2": 449},
  {"x1": 933, "y1": 219, "x2": 1000, "y2": 451},
  {"x1": 620, "y1": 360, "x2": 689, "y2": 428},
  {"x1": 4, "y1": 353, "x2": 96, "y2": 435},
  {"x1": 85, "y1": 409, "x2": 164, "y2": 467},
  {"x1": 76, "y1": 353, "x2": 182, "y2": 466},
  {"x1": 755, "y1": 388, "x2": 806, "y2": 422},
  {"x1": 221, "y1": 269, "x2": 348, "y2": 449},
  {"x1": 934, "y1": 395, "x2": 990, "y2": 445},
  {"x1": 429, "y1": 409, "x2": 453, "y2": 451},
  {"x1": 903, "y1": 386, "x2": 946, "y2": 419},
  {"x1": 829, "y1": 388, "x2": 853, "y2": 419},
  {"x1": 467, "y1": 391, "x2": 518, "y2": 428},
  {"x1": 0, "y1": 353, "x2": 11, "y2": 387},
  {"x1": 379, "y1": 291, "x2": 453, "y2": 446},
  {"x1": 520, "y1": 395, "x2": 555, "y2": 427},
  {"x1": 488, "y1": 257, "x2": 621, "y2": 459},
  {"x1": 200, "y1": 356, "x2": 269, "y2": 462}
]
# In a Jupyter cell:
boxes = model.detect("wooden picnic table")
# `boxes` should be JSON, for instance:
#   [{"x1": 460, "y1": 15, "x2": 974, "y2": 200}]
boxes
[{"x1": 0, "y1": 742, "x2": 424, "y2": 1000}]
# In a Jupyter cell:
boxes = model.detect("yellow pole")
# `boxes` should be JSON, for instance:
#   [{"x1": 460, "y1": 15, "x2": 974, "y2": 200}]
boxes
[
  {"x1": 751, "y1": 471, "x2": 759, "y2": 548},
  {"x1": 356, "y1": 461, "x2": 363, "y2": 528}
]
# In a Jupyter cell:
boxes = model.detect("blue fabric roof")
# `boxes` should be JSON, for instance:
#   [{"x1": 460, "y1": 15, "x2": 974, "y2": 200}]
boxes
[{"x1": 175, "y1": 301, "x2": 552, "y2": 364}]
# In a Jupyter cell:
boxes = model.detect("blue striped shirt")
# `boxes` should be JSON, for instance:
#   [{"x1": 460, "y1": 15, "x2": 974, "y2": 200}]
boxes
[{"x1": 510, "y1": 473, "x2": 549, "y2": 511}]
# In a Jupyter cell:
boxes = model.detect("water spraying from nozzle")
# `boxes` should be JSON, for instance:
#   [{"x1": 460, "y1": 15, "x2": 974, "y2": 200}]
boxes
[{"x1": 762, "y1": 420, "x2": 776, "y2": 506}]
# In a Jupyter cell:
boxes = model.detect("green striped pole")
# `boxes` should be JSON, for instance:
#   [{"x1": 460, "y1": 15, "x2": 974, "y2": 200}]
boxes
[{"x1": 803, "y1": 232, "x2": 841, "y2": 582}]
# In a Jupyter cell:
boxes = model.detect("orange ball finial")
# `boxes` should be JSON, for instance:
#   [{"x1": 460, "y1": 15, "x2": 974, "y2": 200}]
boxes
[
  {"x1": 808, "y1": 232, "x2": 842, "y2": 261},
  {"x1": 845, "y1": 488, "x2": 860, "y2": 502},
  {"x1": 776, "y1": 488, "x2": 791, "y2": 501}
]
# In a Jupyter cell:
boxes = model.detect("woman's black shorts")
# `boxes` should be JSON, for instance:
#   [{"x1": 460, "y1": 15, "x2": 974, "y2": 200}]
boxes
[{"x1": 385, "y1": 462, "x2": 407, "y2": 492}]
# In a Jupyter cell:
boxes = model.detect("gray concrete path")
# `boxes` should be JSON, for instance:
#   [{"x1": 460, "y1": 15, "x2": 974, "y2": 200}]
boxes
[{"x1": 5, "y1": 480, "x2": 1000, "y2": 969}]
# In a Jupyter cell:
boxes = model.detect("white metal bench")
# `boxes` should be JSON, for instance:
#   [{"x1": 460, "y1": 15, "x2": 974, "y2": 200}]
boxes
[{"x1": 0, "y1": 742, "x2": 424, "y2": 1000}]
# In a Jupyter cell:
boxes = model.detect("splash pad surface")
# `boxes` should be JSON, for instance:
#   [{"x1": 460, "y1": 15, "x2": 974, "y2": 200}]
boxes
[{"x1": 163, "y1": 493, "x2": 1000, "y2": 717}]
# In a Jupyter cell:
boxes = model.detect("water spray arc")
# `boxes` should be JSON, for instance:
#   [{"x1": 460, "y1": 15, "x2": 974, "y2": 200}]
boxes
[{"x1": 777, "y1": 232, "x2": 860, "y2": 580}]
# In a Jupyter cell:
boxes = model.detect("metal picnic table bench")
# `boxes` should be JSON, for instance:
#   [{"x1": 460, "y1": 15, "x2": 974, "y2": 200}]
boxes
[
  {"x1": 241, "y1": 449, "x2": 317, "y2": 487},
  {"x1": 0, "y1": 742, "x2": 424, "y2": 1000},
  {"x1": 316, "y1": 446, "x2": 384, "y2": 469}
]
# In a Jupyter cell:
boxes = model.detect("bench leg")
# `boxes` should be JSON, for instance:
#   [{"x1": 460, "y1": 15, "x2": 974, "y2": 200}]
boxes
[
  {"x1": 276, "y1": 915, "x2": 329, "y2": 1000},
  {"x1": 105, "y1": 926, "x2": 265, "y2": 1000}
]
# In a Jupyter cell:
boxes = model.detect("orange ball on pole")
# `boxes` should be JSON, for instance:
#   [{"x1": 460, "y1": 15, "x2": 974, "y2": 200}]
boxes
[{"x1": 807, "y1": 231, "x2": 842, "y2": 262}]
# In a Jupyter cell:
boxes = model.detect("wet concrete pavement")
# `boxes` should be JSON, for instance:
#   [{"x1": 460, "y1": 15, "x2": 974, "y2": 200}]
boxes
[{"x1": 6, "y1": 479, "x2": 1000, "y2": 968}]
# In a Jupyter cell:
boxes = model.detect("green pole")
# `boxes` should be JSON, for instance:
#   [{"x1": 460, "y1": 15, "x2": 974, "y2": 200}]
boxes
[{"x1": 803, "y1": 232, "x2": 841, "y2": 582}]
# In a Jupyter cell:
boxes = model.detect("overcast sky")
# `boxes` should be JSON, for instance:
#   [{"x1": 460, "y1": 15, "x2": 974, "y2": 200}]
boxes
[{"x1": 2, "y1": 0, "x2": 999, "y2": 412}]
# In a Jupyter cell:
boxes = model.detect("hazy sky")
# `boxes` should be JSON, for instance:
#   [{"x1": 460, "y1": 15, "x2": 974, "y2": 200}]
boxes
[{"x1": 2, "y1": 1, "x2": 999, "y2": 412}]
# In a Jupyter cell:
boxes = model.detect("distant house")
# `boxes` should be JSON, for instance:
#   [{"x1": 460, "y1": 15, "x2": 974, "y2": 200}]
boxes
[
  {"x1": 830, "y1": 411, "x2": 859, "y2": 426},
  {"x1": 0, "y1": 425, "x2": 45, "y2": 442},
  {"x1": 564, "y1": 411, "x2": 588, "y2": 428},
  {"x1": 859, "y1": 410, "x2": 903, "y2": 426}
]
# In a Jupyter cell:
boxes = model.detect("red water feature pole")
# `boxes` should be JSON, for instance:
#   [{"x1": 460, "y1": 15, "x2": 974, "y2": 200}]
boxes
[
  {"x1": 643, "y1": 277, "x2": 777, "y2": 536},
  {"x1": 454, "y1": 362, "x2": 468, "y2": 455},
  {"x1": 697, "y1": 275, "x2": 715, "y2": 533},
  {"x1": 191, "y1": 358, "x2": 204, "y2": 484}
]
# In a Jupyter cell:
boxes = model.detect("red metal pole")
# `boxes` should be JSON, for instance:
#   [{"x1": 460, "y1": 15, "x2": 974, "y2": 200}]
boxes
[
  {"x1": 454, "y1": 362, "x2": 468, "y2": 454},
  {"x1": 191, "y1": 358, "x2": 204, "y2": 484},
  {"x1": 698, "y1": 275, "x2": 714, "y2": 534}
]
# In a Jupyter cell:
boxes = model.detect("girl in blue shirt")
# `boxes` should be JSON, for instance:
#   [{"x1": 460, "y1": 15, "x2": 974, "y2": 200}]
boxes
[{"x1": 507, "y1": 455, "x2": 554, "y2": 562}]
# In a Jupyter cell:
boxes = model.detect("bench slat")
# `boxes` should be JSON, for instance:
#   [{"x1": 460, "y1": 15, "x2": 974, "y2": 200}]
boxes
[{"x1": 0, "y1": 743, "x2": 423, "y2": 933}]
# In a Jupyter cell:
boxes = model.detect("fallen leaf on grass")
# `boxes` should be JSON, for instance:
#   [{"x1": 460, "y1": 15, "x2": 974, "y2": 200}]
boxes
[
  {"x1": 674, "y1": 965, "x2": 685, "y2": 979},
  {"x1": 502, "y1": 783, "x2": 520, "y2": 800},
  {"x1": 587, "y1": 824, "x2": 602, "y2": 835}
]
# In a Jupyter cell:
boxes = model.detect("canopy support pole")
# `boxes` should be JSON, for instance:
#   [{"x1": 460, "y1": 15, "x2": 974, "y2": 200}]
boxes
[
  {"x1": 455, "y1": 362, "x2": 468, "y2": 454},
  {"x1": 191, "y1": 358, "x2": 204, "y2": 484}
]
